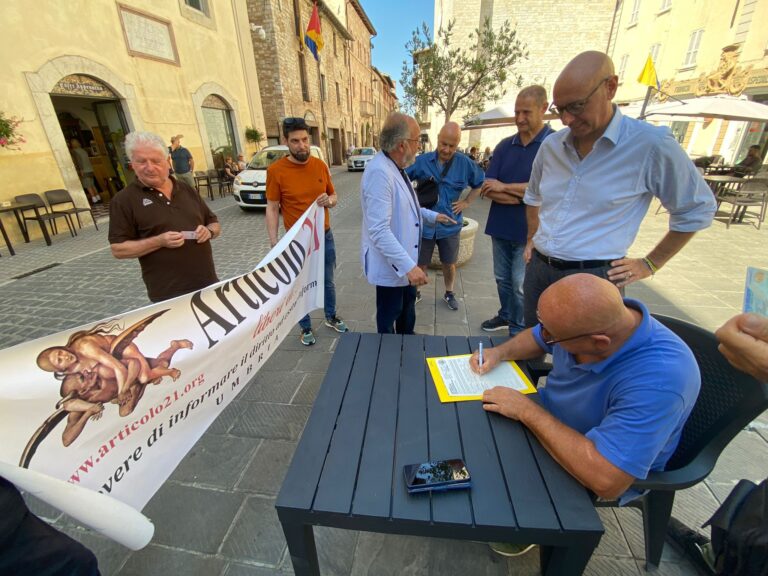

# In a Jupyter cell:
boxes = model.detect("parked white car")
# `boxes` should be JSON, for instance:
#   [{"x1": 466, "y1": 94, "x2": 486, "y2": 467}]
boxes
[
  {"x1": 346, "y1": 147, "x2": 377, "y2": 171},
  {"x1": 233, "y1": 145, "x2": 326, "y2": 210}
]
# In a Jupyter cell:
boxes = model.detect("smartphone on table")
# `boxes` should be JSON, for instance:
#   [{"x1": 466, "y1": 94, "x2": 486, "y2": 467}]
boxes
[{"x1": 403, "y1": 458, "x2": 471, "y2": 494}]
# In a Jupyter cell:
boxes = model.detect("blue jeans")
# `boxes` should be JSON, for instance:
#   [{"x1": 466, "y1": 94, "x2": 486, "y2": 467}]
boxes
[
  {"x1": 375, "y1": 285, "x2": 417, "y2": 334},
  {"x1": 492, "y1": 237, "x2": 526, "y2": 335},
  {"x1": 299, "y1": 229, "x2": 337, "y2": 331}
]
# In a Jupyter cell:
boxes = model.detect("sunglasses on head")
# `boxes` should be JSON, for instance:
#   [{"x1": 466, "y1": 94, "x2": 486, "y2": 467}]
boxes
[{"x1": 283, "y1": 117, "x2": 308, "y2": 129}]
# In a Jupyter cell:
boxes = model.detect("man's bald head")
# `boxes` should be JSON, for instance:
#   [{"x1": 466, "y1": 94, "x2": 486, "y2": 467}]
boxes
[
  {"x1": 556, "y1": 51, "x2": 614, "y2": 93},
  {"x1": 552, "y1": 52, "x2": 618, "y2": 147},
  {"x1": 436, "y1": 121, "x2": 461, "y2": 163},
  {"x1": 439, "y1": 122, "x2": 461, "y2": 141},
  {"x1": 538, "y1": 274, "x2": 627, "y2": 338}
]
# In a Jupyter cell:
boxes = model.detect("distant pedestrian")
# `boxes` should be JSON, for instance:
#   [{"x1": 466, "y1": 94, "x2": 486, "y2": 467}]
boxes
[
  {"x1": 109, "y1": 131, "x2": 220, "y2": 302},
  {"x1": 266, "y1": 117, "x2": 348, "y2": 346},
  {"x1": 237, "y1": 154, "x2": 247, "y2": 172},
  {"x1": 70, "y1": 139, "x2": 101, "y2": 204},
  {"x1": 360, "y1": 113, "x2": 455, "y2": 334},
  {"x1": 168, "y1": 135, "x2": 195, "y2": 189}
]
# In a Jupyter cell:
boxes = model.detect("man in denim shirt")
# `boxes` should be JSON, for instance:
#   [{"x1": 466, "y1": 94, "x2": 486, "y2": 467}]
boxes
[{"x1": 405, "y1": 122, "x2": 484, "y2": 310}]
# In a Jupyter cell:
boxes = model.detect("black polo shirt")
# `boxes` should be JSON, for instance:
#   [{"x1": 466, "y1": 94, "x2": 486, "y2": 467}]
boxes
[{"x1": 108, "y1": 178, "x2": 219, "y2": 302}]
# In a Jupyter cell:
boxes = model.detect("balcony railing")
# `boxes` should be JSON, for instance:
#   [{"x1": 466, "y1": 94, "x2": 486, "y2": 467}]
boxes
[{"x1": 360, "y1": 100, "x2": 374, "y2": 117}]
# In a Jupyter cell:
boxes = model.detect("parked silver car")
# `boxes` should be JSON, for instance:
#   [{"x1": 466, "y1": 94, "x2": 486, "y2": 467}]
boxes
[{"x1": 346, "y1": 147, "x2": 376, "y2": 171}]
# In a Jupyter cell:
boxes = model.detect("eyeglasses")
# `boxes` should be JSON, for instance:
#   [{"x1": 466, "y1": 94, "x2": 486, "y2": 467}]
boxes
[
  {"x1": 536, "y1": 311, "x2": 603, "y2": 345},
  {"x1": 548, "y1": 76, "x2": 611, "y2": 118}
]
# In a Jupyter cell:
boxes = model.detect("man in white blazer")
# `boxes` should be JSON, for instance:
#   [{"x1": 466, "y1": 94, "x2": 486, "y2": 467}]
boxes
[{"x1": 361, "y1": 113, "x2": 456, "y2": 334}]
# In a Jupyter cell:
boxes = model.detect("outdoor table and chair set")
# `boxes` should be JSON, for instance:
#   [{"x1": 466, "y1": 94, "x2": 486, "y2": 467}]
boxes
[
  {"x1": 276, "y1": 325, "x2": 768, "y2": 575},
  {"x1": 703, "y1": 172, "x2": 768, "y2": 229},
  {"x1": 0, "y1": 190, "x2": 98, "y2": 256}
]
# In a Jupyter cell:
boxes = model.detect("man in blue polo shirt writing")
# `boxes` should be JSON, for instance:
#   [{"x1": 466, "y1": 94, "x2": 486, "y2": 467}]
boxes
[
  {"x1": 469, "y1": 274, "x2": 699, "y2": 555},
  {"x1": 480, "y1": 85, "x2": 554, "y2": 335},
  {"x1": 405, "y1": 122, "x2": 484, "y2": 310}
]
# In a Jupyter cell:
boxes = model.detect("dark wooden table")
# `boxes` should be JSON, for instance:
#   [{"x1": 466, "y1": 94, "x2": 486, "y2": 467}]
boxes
[
  {"x1": 276, "y1": 333, "x2": 603, "y2": 576},
  {"x1": 0, "y1": 201, "x2": 54, "y2": 255}
]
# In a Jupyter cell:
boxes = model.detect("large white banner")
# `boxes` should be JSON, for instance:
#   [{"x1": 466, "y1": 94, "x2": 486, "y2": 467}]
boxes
[{"x1": 0, "y1": 204, "x2": 325, "y2": 511}]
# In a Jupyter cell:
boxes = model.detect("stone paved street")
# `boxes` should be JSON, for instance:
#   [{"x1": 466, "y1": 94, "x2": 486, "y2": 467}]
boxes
[{"x1": 2, "y1": 165, "x2": 767, "y2": 576}]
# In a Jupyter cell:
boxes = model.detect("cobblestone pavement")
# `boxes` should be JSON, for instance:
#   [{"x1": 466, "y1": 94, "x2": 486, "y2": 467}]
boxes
[{"x1": 2, "y1": 165, "x2": 767, "y2": 576}]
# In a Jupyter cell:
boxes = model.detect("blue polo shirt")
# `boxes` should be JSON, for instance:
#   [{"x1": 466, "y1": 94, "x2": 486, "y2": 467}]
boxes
[
  {"x1": 485, "y1": 125, "x2": 554, "y2": 243},
  {"x1": 405, "y1": 152, "x2": 484, "y2": 239},
  {"x1": 532, "y1": 298, "x2": 700, "y2": 501}
]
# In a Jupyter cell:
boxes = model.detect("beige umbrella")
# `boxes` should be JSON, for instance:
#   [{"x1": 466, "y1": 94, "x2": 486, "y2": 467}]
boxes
[
  {"x1": 645, "y1": 95, "x2": 768, "y2": 122},
  {"x1": 462, "y1": 104, "x2": 558, "y2": 129}
]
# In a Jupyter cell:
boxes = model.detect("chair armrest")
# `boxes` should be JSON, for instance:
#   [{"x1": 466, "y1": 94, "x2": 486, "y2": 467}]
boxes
[{"x1": 632, "y1": 453, "x2": 718, "y2": 492}]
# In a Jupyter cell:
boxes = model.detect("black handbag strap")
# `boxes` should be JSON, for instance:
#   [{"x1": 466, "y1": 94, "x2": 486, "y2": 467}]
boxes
[{"x1": 437, "y1": 155, "x2": 454, "y2": 182}]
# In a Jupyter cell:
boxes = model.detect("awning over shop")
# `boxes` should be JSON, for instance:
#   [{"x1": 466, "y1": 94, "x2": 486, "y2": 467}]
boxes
[{"x1": 462, "y1": 104, "x2": 558, "y2": 129}]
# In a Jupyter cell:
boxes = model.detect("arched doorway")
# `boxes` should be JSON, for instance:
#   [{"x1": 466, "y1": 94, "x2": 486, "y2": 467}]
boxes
[
  {"x1": 25, "y1": 56, "x2": 141, "y2": 209},
  {"x1": 201, "y1": 94, "x2": 238, "y2": 170},
  {"x1": 50, "y1": 74, "x2": 133, "y2": 206}
]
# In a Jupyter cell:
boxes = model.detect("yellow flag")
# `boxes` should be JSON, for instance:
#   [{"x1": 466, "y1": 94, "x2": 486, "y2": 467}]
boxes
[{"x1": 637, "y1": 55, "x2": 660, "y2": 89}]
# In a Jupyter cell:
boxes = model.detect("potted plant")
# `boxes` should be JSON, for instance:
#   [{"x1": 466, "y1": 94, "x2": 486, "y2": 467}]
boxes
[
  {"x1": 0, "y1": 112, "x2": 25, "y2": 150},
  {"x1": 244, "y1": 126, "x2": 264, "y2": 150}
]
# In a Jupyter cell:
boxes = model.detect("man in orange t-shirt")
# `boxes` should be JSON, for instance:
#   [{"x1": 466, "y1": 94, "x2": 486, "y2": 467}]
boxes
[{"x1": 266, "y1": 117, "x2": 348, "y2": 346}]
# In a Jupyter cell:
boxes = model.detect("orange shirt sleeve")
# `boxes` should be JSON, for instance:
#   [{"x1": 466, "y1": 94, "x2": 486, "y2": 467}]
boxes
[{"x1": 265, "y1": 163, "x2": 281, "y2": 202}]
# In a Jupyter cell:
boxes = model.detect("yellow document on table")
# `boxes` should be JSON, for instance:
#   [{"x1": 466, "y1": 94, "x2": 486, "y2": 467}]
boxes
[{"x1": 426, "y1": 354, "x2": 536, "y2": 403}]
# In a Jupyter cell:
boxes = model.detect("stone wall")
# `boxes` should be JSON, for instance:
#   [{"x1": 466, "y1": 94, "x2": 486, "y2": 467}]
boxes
[{"x1": 428, "y1": 0, "x2": 615, "y2": 149}]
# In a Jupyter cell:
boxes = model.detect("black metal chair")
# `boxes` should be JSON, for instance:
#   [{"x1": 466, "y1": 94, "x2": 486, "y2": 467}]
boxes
[
  {"x1": 44, "y1": 189, "x2": 99, "y2": 231},
  {"x1": 194, "y1": 171, "x2": 212, "y2": 199},
  {"x1": 14, "y1": 193, "x2": 76, "y2": 239},
  {"x1": 524, "y1": 314, "x2": 768, "y2": 569},
  {"x1": 219, "y1": 169, "x2": 234, "y2": 196},
  {"x1": 207, "y1": 169, "x2": 225, "y2": 198},
  {"x1": 602, "y1": 314, "x2": 768, "y2": 569}
]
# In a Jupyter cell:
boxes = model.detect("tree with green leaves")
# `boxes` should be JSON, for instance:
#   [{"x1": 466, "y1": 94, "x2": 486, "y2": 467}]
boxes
[{"x1": 401, "y1": 18, "x2": 527, "y2": 123}]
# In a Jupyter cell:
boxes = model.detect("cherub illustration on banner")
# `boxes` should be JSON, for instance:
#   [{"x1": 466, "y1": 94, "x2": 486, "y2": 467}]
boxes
[{"x1": 19, "y1": 310, "x2": 192, "y2": 467}]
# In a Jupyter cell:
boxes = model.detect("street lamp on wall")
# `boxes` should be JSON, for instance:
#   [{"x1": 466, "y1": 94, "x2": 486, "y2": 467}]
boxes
[{"x1": 249, "y1": 23, "x2": 266, "y2": 40}]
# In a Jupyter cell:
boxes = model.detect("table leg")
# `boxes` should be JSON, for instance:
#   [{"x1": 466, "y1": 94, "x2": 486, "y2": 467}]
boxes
[
  {"x1": 281, "y1": 522, "x2": 320, "y2": 576},
  {"x1": 33, "y1": 207, "x2": 52, "y2": 246},
  {"x1": 13, "y1": 209, "x2": 30, "y2": 243},
  {"x1": 0, "y1": 219, "x2": 14, "y2": 256},
  {"x1": 540, "y1": 541, "x2": 598, "y2": 576}
]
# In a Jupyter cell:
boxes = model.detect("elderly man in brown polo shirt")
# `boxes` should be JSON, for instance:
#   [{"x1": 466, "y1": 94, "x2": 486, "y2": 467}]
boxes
[{"x1": 109, "y1": 131, "x2": 221, "y2": 302}]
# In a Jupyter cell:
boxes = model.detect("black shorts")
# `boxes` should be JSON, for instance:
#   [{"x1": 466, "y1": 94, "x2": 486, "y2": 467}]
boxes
[{"x1": 418, "y1": 234, "x2": 460, "y2": 266}]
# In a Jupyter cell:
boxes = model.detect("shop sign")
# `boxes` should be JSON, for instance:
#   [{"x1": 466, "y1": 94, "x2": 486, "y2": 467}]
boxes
[
  {"x1": 51, "y1": 75, "x2": 116, "y2": 98},
  {"x1": 658, "y1": 45, "x2": 768, "y2": 102}
]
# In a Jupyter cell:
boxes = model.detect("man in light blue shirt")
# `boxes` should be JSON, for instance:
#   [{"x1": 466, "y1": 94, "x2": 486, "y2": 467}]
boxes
[{"x1": 522, "y1": 51, "x2": 716, "y2": 327}]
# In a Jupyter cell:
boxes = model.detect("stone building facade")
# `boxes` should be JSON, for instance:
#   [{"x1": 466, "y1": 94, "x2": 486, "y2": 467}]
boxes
[
  {"x1": 611, "y1": 0, "x2": 768, "y2": 164},
  {"x1": 0, "y1": 0, "x2": 266, "y2": 243},
  {"x1": 372, "y1": 67, "x2": 399, "y2": 147},
  {"x1": 346, "y1": 1, "x2": 377, "y2": 149},
  {"x1": 247, "y1": 0, "x2": 379, "y2": 165},
  {"x1": 425, "y1": 0, "x2": 616, "y2": 150}
]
